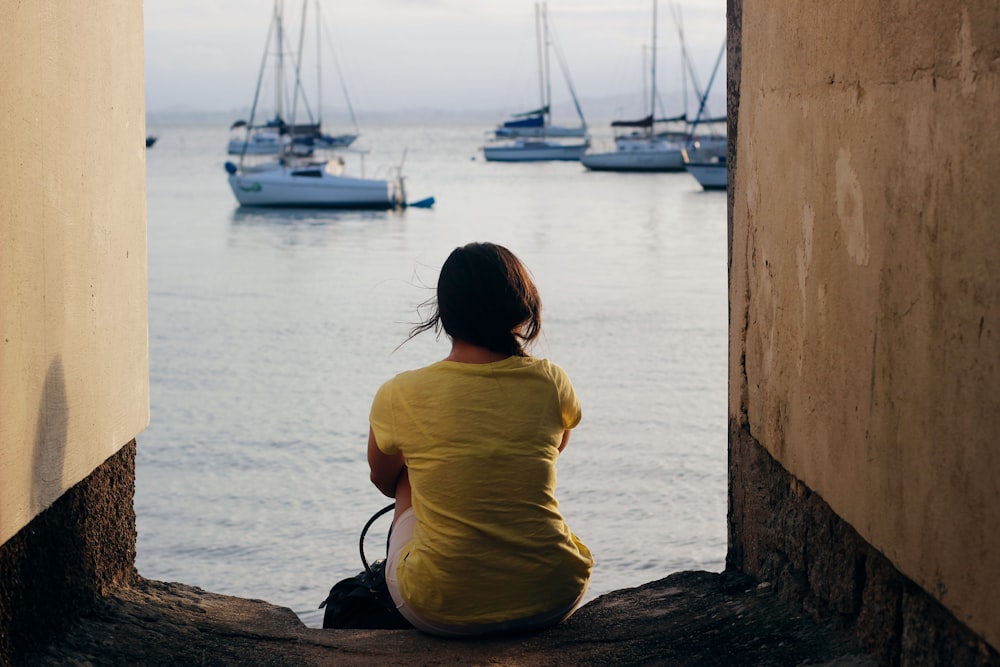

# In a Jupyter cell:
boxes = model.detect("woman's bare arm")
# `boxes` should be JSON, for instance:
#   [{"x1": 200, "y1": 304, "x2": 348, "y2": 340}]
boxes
[
  {"x1": 368, "y1": 427, "x2": 406, "y2": 498},
  {"x1": 558, "y1": 429, "x2": 571, "y2": 453}
]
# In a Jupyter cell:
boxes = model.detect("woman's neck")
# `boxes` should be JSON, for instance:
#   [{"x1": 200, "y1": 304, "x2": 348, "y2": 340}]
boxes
[{"x1": 444, "y1": 339, "x2": 510, "y2": 364}]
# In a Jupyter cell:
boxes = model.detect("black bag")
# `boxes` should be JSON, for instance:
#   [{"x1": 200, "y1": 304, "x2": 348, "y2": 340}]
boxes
[{"x1": 319, "y1": 503, "x2": 412, "y2": 629}]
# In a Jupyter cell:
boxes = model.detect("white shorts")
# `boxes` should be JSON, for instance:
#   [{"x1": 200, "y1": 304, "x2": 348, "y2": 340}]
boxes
[{"x1": 385, "y1": 507, "x2": 588, "y2": 637}]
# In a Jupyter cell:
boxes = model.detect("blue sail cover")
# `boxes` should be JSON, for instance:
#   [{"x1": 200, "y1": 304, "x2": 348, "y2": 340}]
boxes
[
  {"x1": 495, "y1": 105, "x2": 551, "y2": 136},
  {"x1": 502, "y1": 114, "x2": 545, "y2": 129},
  {"x1": 611, "y1": 115, "x2": 653, "y2": 128}
]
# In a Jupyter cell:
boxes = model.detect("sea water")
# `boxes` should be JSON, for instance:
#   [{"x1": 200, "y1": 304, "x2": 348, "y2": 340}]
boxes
[{"x1": 139, "y1": 118, "x2": 728, "y2": 627}]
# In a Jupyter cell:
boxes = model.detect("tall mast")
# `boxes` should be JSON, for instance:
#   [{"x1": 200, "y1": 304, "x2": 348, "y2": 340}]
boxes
[
  {"x1": 650, "y1": 0, "x2": 657, "y2": 132},
  {"x1": 315, "y1": 0, "x2": 322, "y2": 125},
  {"x1": 677, "y1": 4, "x2": 687, "y2": 119},
  {"x1": 290, "y1": 0, "x2": 308, "y2": 127},
  {"x1": 275, "y1": 0, "x2": 284, "y2": 121},
  {"x1": 641, "y1": 45, "x2": 649, "y2": 116},
  {"x1": 543, "y1": 3, "x2": 552, "y2": 127},
  {"x1": 534, "y1": 3, "x2": 545, "y2": 120}
]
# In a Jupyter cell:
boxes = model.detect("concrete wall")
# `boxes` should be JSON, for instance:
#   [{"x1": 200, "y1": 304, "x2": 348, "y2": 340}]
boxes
[
  {"x1": 729, "y1": 0, "x2": 999, "y2": 658},
  {"x1": 0, "y1": 1, "x2": 148, "y2": 660},
  {"x1": 0, "y1": 1, "x2": 148, "y2": 545}
]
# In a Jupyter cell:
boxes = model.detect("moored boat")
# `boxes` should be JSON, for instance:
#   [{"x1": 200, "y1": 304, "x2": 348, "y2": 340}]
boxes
[
  {"x1": 224, "y1": 158, "x2": 404, "y2": 208},
  {"x1": 483, "y1": 138, "x2": 589, "y2": 162},
  {"x1": 682, "y1": 148, "x2": 727, "y2": 190},
  {"x1": 680, "y1": 40, "x2": 728, "y2": 190},
  {"x1": 581, "y1": 134, "x2": 684, "y2": 172},
  {"x1": 580, "y1": 0, "x2": 686, "y2": 173},
  {"x1": 493, "y1": 107, "x2": 587, "y2": 139},
  {"x1": 227, "y1": 126, "x2": 292, "y2": 156},
  {"x1": 482, "y1": 3, "x2": 589, "y2": 163},
  {"x1": 225, "y1": 0, "x2": 406, "y2": 209},
  {"x1": 227, "y1": 119, "x2": 356, "y2": 157}
]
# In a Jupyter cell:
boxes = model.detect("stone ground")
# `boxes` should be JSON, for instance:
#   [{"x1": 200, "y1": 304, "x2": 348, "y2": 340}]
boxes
[{"x1": 28, "y1": 570, "x2": 876, "y2": 666}]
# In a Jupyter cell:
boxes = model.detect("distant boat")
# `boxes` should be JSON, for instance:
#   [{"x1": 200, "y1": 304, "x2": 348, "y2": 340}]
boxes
[
  {"x1": 681, "y1": 119, "x2": 727, "y2": 191},
  {"x1": 226, "y1": 0, "x2": 404, "y2": 209},
  {"x1": 227, "y1": 124, "x2": 290, "y2": 156},
  {"x1": 581, "y1": 128, "x2": 685, "y2": 172},
  {"x1": 581, "y1": 0, "x2": 685, "y2": 173},
  {"x1": 682, "y1": 148, "x2": 726, "y2": 190},
  {"x1": 493, "y1": 107, "x2": 586, "y2": 139},
  {"x1": 227, "y1": 118, "x2": 356, "y2": 157},
  {"x1": 681, "y1": 41, "x2": 728, "y2": 191},
  {"x1": 145, "y1": 135, "x2": 157, "y2": 148},
  {"x1": 482, "y1": 3, "x2": 589, "y2": 163},
  {"x1": 483, "y1": 139, "x2": 588, "y2": 162},
  {"x1": 227, "y1": 0, "x2": 360, "y2": 158}
]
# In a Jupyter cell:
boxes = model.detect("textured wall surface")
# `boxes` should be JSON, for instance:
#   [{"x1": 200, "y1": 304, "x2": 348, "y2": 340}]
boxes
[
  {"x1": 729, "y1": 1, "x2": 999, "y2": 654},
  {"x1": 0, "y1": 2, "x2": 149, "y2": 545},
  {"x1": 729, "y1": 424, "x2": 998, "y2": 665},
  {"x1": 0, "y1": 443, "x2": 138, "y2": 663},
  {"x1": 0, "y1": 3, "x2": 147, "y2": 664}
]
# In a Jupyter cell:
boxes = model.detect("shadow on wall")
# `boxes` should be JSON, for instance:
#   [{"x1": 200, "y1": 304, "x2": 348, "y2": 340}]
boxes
[
  {"x1": 16, "y1": 358, "x2": 75, "y2": 648},
  {"x1": 0, "y1": 357, "x2": 93, "y2": 662},
  {"x1": 0, "y1": 356, "x2": 86, "y2": 660},
  {"x1": 0, "y1": 352, "x2": 138, "y2": 661},
  {"x1": 2, "y1": 355, "x2": 139, "y2": 662},
  {"x1": 32, "y1": 358, "x2": 69, "y2": 512}
]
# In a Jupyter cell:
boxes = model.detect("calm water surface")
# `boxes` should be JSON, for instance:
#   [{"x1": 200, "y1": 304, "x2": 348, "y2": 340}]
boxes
[{"x1": 139, "y1": 119, "x2": 728, "y2": 627}]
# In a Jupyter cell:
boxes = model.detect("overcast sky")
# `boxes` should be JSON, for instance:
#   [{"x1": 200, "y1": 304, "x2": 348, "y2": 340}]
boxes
[{"x1": 144, "y1": 0, "x2": 727, "y2": 119}]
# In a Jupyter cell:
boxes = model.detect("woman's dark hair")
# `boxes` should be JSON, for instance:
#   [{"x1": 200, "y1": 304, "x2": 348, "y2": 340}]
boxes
[{"x1": 409, "y1": 242, "x2": 542, "y2": 356}]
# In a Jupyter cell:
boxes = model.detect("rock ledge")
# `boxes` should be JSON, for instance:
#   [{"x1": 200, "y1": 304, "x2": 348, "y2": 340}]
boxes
[{"x1": 31, "y1": 570, "x2": 875, "y2": 666}]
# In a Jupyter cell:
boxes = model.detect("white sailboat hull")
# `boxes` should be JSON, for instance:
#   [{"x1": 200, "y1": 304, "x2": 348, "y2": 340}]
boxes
[
  {"x1": 685, "y1": 162, "x2": 727, "y2": 190},
  {"x1": 581, "y1": 144, "x2": 684, "y2": 172},
  {"x1": 227, "y1": 162, "x2": 403, "y2": 208},
  {"x1": 682, "y1": 146, "x2": 728, "y2": 190},
  {"x1": 495, "y1": 125, "x2": 587, "y2": 139},
  {"x1": 483, "y1": 140, "x2": 589, "y2": 162}
]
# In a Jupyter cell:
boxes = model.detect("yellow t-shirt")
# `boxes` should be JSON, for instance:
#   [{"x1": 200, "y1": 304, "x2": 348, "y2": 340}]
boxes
[{"x1": 369, "y1": 355, "x2": 594, "y2": 625}]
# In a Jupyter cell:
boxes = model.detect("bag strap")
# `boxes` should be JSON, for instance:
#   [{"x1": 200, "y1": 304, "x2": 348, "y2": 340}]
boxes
[{"x1": 360, "y1": 503, "x2": 396, "y2": 577}]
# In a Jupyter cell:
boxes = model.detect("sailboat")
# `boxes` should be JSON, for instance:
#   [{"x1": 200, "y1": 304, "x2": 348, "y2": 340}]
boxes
[
  {"x1": 482, "y1": 3, "x2": 589, "y2": 162},
  {"x1": 227, "y1": 0, "x2": 358, "y2": 157},
  {"x1": 580, "y1": 0, "x2": 686, "y2": 172},
  {"x1": 682, "y1": 150, "x2": 726, "y2": 190},
  {"x1": 225, "y1": 0, "x2": 404, "y2": 209},
  {"x1": 682, "y1": 40, "x2": 728, "y2": 190}
]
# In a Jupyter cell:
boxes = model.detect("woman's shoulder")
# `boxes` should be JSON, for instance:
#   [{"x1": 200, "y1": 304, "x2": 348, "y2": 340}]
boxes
[
  {"x1": 384, "y1": 360, "x2": 451, "y2": 386},
  {"x1": 512, "y1": 356, "x2": 573, "y2": 382},
  {"x1": 524, "y1": 355, "x2": 565, "y2": 371},
  {"x1": 386, "y1": 356, "x2": 572, "y2": 383}
]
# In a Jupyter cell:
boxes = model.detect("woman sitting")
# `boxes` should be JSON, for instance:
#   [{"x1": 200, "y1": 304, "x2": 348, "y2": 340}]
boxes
[{"x1": 367, "y1": 241, "x2": 593, "y2": 637}]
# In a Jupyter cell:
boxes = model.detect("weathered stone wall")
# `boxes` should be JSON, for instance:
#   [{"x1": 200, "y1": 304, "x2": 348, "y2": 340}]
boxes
[
  {"x1": 728, "y1": 0, "x2": 1000, "y2": 660},
  {"x1": 729, "y1": 423, "x2": 998, "y2": 665},
  {"x1": 0, "y1": 443, "x2": 138, "y2": 664}
]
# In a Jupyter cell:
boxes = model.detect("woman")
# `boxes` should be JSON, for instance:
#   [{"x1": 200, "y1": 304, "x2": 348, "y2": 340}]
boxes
[{"x1": 367, "y1": 242, "x2": 593, "y2": 637}]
